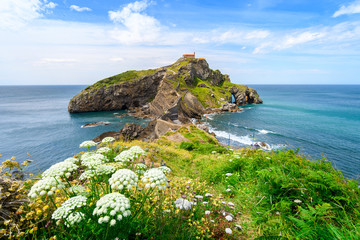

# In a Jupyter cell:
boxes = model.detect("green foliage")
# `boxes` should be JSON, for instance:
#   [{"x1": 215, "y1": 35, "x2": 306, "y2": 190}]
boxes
[
  {"x1": 179, "y1": 142, "x2": 195, "y2": 151},
  {"x1": 86, "y1": 69, "x2": 158, "y2": 90}
]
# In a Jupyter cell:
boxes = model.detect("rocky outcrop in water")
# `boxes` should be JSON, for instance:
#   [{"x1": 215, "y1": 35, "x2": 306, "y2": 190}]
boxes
[{"x1": 69, "y1": 57, "x2": 262, "y2": 123}]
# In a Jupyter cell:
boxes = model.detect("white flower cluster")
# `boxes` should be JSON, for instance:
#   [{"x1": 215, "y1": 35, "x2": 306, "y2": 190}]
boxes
[
  {"x1": 93, "y1": 193, "x2": 131, "y2": 226},
  {"x1": 114, "y1": 146, "x2": 146, "y2": 163},
  {"x1": 142, "y1": 168, "x2": 168, "y2": 190},
  {"x1": 158, "y1": 166, "x2": 171, "y2": 174},
  {"x1": 80, "y1": 140, "x2": 96, "y2": 148},
  {"x1": 64, "y1": 212, "x2": 85, "y2": 227},
  {"x1": 52, "y1": 196, "x2": 87, "y2": 226},
  {"x1": 96, "y1": 165, "x2": 116, "y2": 175},
  {"x1": 134, "y1": 163, "x2": 147, "y2": 175},
  {"x1": 42, "y1": 161, "x2": 79, "y2": 179},
  {"x1": 96, "y1": 147, "x2": 111, "y2": 154},
  {"x1": 79, "y1": 170, "x2": 97, "y2": 180},
  {"x1": 64, "y1": 157, "x2": 79, "y2": 164},
  {"x1": 129, "y1": 146, "x2": 146, "y2": 157},
  {"x1": 109, "y1": 169, "x2": 138, "y2": 191},
  {"x1": 114, "y1": 150, "x2": 134, "y2": 163},
  {"x1": 101, "y1": 137, "x2": 115, "y2": 143},
  {"x1": 174, "y1": 198, "x2": 193, "y2": 210},
  {"x1": 28, "y1": 177, "x2": 65, "y2": 199},
  {"x1": 81, "y1": 153, "x2": 107, "y2": 169},
  {"x1": 68, "y1": 185, "x2": 87, "y2": 195}
]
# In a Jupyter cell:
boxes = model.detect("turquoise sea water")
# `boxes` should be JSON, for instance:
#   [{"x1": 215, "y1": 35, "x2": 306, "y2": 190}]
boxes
[
  {"x1": 0, "y1": 85, "x2": 359, "y2": 179},
  {"x1": 0, "y1": 86, "x2": 149, "y2": 173}
]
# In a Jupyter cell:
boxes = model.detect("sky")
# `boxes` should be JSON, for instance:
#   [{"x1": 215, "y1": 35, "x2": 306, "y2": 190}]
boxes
[{"x1": 1, "y1": 0, "x2": 360, "y2": 85}]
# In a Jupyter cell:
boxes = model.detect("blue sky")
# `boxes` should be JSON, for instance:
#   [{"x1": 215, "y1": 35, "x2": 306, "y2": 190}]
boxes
[{"x1": 1, "y1": 0, "x2": 360, "y2": 85}]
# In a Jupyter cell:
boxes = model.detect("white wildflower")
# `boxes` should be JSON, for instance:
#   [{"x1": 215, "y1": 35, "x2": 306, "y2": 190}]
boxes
[
  {"x1": 225, "y1": 215, "x2": 233, "y2": 221},
  {"x1": 68, "y1": 185, "x2": 87, "y2": 195},
  {"x1": 142, "y1": 168, "x2": 168, "y2": 190},
  {"x1": 42, "y1": 161, "x2": 78, "y2": 179},
  {"x1": 109, "y1": 169, "x2": 138, "y2": 191},
  {"x1": 158, "y1": 166, "x2": 171, "y2": 174},
  {"x1": 235, "y1": 224, "x2": 242, "y2": 230},
  {"x1": 205, "y1": 193, "x2": 213, "y2": 197},
  {"x1": 228, "y1": 202, "x2": 235, "y2": 207},
  {"x1": 195, "y1": 195, "x2": 203, "y2": 200},
  {"x1": 64, "y1": 157, "x2": 79, "y2": 164},
  {"x1": 28, "y1": 177, "x2": 64, "y2": 199},
  {"x1": 174, "y1": 198, "x2": 193, "y2": 210},
  {"x1": 81, "y1": 153, "x2": 106, "y2": 169},
  {"x1": 225, "y1": 173, "x2": 232, "y2": 176},
  {"x1": 79, "y1": 169, "x2": 97, "y2": 180},
  {"x1": 114, "y1": 150, "x2": 135, "y2": 163},
  {"x1": 52, "y1": 196, "x2": 87, "y2": 226},
  {"x1": 205, "y1": 210, "x2": 211, "y2": 215},
  {"x1": 129, "y1": 146, "x2": 146, "y2": 157},
  {"x1": 93, "y1": 193, "x2": 131, "y2": 225},
  {"x1": 52, "y1": 196, "x2": 87, "y2": 220},
  {"x1": 79, "y1": 140, "x2": 96, "y2": 148},
  {"x1": 96, "y1": 165, "x2": 116, "y2": 175},
  {"x1": 102, "y1": 137, "x2": 115, "y2": 143},
  {"x1": 294, "y1": 199, "x2": 302, "y2": 203},
  {"x1": 110, "y1": 219, "x2": 116, "y2": 226},
  {"x1": 134, "y1": 163, "x2": 147, "y2": 175},
  {"x1": 65, "y1": 212, "x2": 85, "y2": 227},
  {"x1": 226, "y1": 188, "x2": 231, "y2": 192},
  {"x1": 97, "y1": 147, "x2": 111, "y2": 154},
  {"x1": 225, "y1": 228, "x2": 232, "y2": 234}
]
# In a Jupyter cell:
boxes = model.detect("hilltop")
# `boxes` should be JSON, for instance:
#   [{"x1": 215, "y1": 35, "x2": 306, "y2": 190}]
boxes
[{"x1": 68, "y1": 57, "x2": 262, "y2": 123}]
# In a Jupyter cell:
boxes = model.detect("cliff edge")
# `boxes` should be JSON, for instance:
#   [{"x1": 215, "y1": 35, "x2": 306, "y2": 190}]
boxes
[{"x1": 68, "y1": 57, "x2": 262, "y2": 123}]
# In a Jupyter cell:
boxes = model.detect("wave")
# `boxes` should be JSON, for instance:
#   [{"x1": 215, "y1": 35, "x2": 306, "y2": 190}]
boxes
[
  {"x1": 208, "y1": 126, "x2": 285, "y2": 151},
  {"x1": 209, "y1": 128, "x2": 255, "y2": 146},
  {"x1": 256, "y1": 129, "x2": 275, "y2": 135}
]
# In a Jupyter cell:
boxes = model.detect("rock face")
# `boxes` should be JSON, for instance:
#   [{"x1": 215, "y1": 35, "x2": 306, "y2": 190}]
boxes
[
  {"x1": 69, "y1": 57, "x2": 263, "y2": 123},
  {"x1": 92, "y1": 119, "x2": 182, "y2": 142},
  {"x1": 68, "y1": 70, "x2": 166, "y2": 113}
]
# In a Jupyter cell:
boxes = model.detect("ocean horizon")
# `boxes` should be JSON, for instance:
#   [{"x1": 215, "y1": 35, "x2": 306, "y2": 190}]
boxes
[{"x1": 0, "y1": 84, "x2": 359, "y2": 179}]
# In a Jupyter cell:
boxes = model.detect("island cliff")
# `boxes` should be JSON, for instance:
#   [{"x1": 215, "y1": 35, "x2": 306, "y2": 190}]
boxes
[{"x1": 68, "y1": 57, "x2": 262, "y2": 124}]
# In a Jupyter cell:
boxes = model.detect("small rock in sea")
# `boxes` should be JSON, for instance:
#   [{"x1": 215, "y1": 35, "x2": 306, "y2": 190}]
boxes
[{"x1": 81, "y1": 121, "x2": 111, "y2": 128}]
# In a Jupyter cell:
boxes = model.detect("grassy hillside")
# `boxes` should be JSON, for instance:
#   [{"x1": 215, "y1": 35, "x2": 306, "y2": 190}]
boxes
[{"x1": 1, "y1": 125, "x2": 358, "y2": 239}]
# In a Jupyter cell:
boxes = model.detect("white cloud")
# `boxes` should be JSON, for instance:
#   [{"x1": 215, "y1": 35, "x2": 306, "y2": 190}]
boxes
[
  {"x1": 45, "y1": 2, "x2": 57, "y2": 9},
  {"x1": 70, "y1": 5, "x2": 92, "y2": 12},
  {"x1": 110, "y1": 57, "x2": 124, "y2": 62},
  {"x1": 245, "y1": 30, "x2": 270, "y2": 39},
  {"x1": 333, "y1": 0, "x2": 360, "y2": 17},
  {"x1": 276, "y1": 31, "x2": 325, "y2": 49},
  {"x1": 108, "y1": 0, "x2": 162, "y2": 44},
  {"x1": 0, "y1": 0, "x2": 57, "y2": 29}
]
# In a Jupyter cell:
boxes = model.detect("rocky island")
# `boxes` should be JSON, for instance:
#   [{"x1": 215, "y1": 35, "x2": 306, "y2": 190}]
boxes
[{"x1": 68, "y1": 55, "x2": 262, "y2": 140}]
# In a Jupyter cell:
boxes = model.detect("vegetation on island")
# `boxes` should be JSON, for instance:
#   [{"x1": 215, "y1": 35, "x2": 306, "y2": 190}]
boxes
[{"x1": 1, "y1": 125, "x2": 359, "y2": 239}]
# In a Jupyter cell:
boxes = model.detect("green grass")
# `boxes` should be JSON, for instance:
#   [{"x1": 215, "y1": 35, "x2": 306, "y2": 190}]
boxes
[
  {"x1": 85, "y1": 69, "x2": 159, "y2": 91},
  {"x1": 145, "y1": 127, "x2": 360, "y2": 239}
]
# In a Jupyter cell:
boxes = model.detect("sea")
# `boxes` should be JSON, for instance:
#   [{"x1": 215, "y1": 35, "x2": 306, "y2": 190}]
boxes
[{"x1": 0, "y1": 85, "x2": 359, "y2": 179}]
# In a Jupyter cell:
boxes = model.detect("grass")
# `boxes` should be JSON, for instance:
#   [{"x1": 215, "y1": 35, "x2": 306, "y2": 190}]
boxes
[{"x1": 87, "y1": 69, "x2": 159, "y2": 91}]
